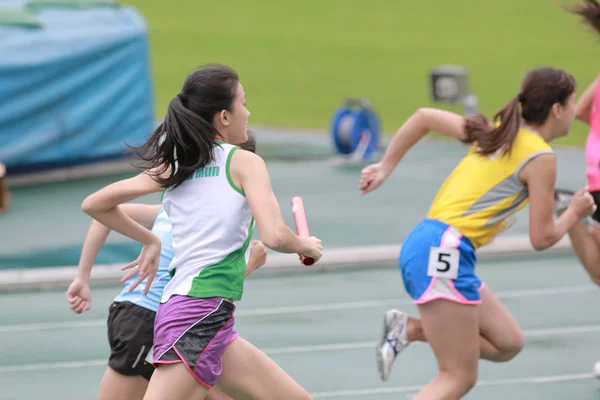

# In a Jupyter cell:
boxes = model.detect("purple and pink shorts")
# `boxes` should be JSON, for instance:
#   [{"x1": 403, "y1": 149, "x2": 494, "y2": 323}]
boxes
[{"x1": 152, "y1": 295, "x2": 238, "y2": 387}]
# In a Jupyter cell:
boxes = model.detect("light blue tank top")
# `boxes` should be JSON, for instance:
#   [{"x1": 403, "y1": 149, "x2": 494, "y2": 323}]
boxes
[{"x1": 113, "y1": 209, "x2": 173, "y2": 312}]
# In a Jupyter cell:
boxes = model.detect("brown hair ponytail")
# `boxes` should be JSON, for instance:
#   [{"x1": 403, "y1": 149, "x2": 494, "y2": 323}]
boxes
[
  {"x1": 462, "y1": 67, "x2": 576, "y2": 156},
  {"x1": 464, "y1": 96, "x2": 521, "y2": 156}
]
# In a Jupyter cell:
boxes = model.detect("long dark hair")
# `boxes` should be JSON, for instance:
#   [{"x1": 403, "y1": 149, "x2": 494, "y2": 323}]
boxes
[
  {"x1": 569, "y1": 0, "x2": 600, "y2": 34},
  {"x1": 463, "y1": 67, "x2": 576, "y2": 156},
  {"x1": 136, "y1": 64, "x2": 239, "y2": 188}
]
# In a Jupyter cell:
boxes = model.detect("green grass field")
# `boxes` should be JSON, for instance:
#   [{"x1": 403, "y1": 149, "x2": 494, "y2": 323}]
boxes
[{"x1": 124, "y1": 0, "x2": 600, "y2": 146}]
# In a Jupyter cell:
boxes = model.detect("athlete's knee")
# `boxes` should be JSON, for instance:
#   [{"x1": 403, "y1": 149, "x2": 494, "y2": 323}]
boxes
[
  {"x1": 491, "y1": 329, "x2": 524, "y2": 362},
  {"x1": 496, "y1": 329, "x2": 524, "y2": 362}
]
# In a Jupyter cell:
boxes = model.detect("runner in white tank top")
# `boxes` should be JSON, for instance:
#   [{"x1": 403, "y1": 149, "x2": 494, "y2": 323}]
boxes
[
  {"x1": 66, "y1": 133, "x2": 263, "y2": 400},
  {"x1": 162, "y1": 142, "x2": 253, "y2": 303},
  {"x1": 82, "y1": 64, "x2": 323, "y2": 400}
]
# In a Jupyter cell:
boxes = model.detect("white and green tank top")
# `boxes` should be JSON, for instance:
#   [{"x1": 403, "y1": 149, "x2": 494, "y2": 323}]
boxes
[{"x1": 161, "y1": 143, "x2": 253, "y2": 302}]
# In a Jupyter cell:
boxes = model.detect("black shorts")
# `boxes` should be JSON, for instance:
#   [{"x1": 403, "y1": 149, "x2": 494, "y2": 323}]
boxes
[
  {"x1": 591, "y1": 191, "x2": 600, "y2": 225},
  {"x1": 107, "y1": 301, "x2": 156, "y2": 380}
]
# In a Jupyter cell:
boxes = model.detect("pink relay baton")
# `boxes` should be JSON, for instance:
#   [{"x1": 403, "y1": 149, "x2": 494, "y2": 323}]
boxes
[{"x1": 291, "y1": 196, "x2": 315, "y2": 266}]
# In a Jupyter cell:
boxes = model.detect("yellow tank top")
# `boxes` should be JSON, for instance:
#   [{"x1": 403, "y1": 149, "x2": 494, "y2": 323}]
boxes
[{"x1": 427, "y1": 126, "x2": 553, "y2": 248}]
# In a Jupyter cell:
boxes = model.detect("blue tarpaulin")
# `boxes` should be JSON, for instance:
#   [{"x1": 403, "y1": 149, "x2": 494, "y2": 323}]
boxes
[{"x1": 0, "y1": 3, "x2": 154, "y2": 173}]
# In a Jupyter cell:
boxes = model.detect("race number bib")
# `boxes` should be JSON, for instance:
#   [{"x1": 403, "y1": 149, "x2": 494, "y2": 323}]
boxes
[{"x1": 427, "y1": 247, "x2": 459, "y2": 280}]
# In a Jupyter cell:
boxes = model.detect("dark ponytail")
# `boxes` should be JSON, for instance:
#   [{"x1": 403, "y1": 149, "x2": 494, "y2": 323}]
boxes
[
  {"x1": 569, "y1": 0, "x2": 600, "y2": 35},
  {"x1": 463, "y1": 67, "x2": 576, "y2": 156},
  {"x1": 134, "y1": 64, "x2": 239, "y2": 188}
]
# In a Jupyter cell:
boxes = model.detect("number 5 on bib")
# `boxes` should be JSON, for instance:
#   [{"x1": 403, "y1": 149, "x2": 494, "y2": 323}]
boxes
[{"x1": 427, "y1": 247, "x2": 459, "y2": 280}]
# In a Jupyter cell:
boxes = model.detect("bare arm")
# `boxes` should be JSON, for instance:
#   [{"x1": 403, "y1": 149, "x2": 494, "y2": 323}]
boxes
[
  {"x1": 81, "y1": 171, "x2": 164, "y2": 246},
  {"x1": 75, "y1": 204, "x2": 163, "y2": 283},
  {"x1": 379, "y1": 108, "x2": 467, "y2": 176},
  {"x1": 74, "y1": 221, "x2": 111, "y2": 283},
  {"x1": 359, "y1": 108, "x2": 467, "y2": 194},
  {"x1": 81, "y1": 171, "x2": 166, "y2": 294},
  {"x1": 67, "y1": 203, "x2": 163, "y2": 312},
  {"x1": 520, "y1": 154, "x2": 580, "y2": 250},
  {"x1": 575, "y1": 80, "x2": 596, "y2": 125},
  {"x1": 232, "y1": 151, "x2": 312, "y2": 255}
]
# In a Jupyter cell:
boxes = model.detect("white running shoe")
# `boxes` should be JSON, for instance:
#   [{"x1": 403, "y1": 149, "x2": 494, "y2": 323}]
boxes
[{"x1": 376, "y1": 309, "x2": 409, "y2": 381}]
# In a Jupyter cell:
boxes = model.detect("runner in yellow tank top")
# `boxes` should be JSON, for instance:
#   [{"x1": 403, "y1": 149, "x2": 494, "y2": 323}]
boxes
[
  {"x1": 359, "y1": 67, "x2": 596, "y2": 399},
  {"x1": 427, "y1": 125, "x2": 553, "y2": 248}
]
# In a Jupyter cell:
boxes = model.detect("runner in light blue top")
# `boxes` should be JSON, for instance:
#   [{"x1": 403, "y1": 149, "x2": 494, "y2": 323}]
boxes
[{"x1": 112, "y1": 208, "x2": 173, "y2": 312}]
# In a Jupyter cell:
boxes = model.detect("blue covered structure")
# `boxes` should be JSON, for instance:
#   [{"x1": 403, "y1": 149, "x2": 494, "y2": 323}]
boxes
[{"x1": 0, "y1": 2, "x2": 154, "y2": 174}]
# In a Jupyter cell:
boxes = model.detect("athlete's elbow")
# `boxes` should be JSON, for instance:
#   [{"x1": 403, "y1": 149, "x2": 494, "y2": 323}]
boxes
[
  {"x1": 262, "y1": 224, "x2": 295, "y2": 252},
  {"x1": 81, "y1": 194, "x2": 107, "y2": 217},
  {"x1": 529, "y1": 233, "x2": 556, "y2": 251},
  {"x1": 413, "y1": 107, "x2": 429, "y2": 124},
  {"x1": 81, "y1": 196, "x2": 97, "y2": 216},
  {"x1": 530, "y1": 240, "x2": 550, "y2": 251},
  {"x1": 260, "y1": 234, "x2": 282, "y2": 252}
]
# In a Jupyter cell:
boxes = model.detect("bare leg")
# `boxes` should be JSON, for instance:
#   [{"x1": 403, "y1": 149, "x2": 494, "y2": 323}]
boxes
[
  {"x1": 406, "y1": 287, "x2": 523, "y2": 362},
  {"x1": 216, "y1": 337, "x2": 312, "y2": 400},
  {"x1": 568, "y1": 221, "x2": 600, "y2": 285},
  {"x1": 142, "y1": 363, "x2": 209, "y2": 400},
  {"x1": 476, "y1": 287, "x2": 524, "y2": 362},
  {"x1": 98, "y1": 367, "x2": 149, "y2": 400},
  {"x1": 413, "y1": 300, "x2": 479, "y2": 400}
]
